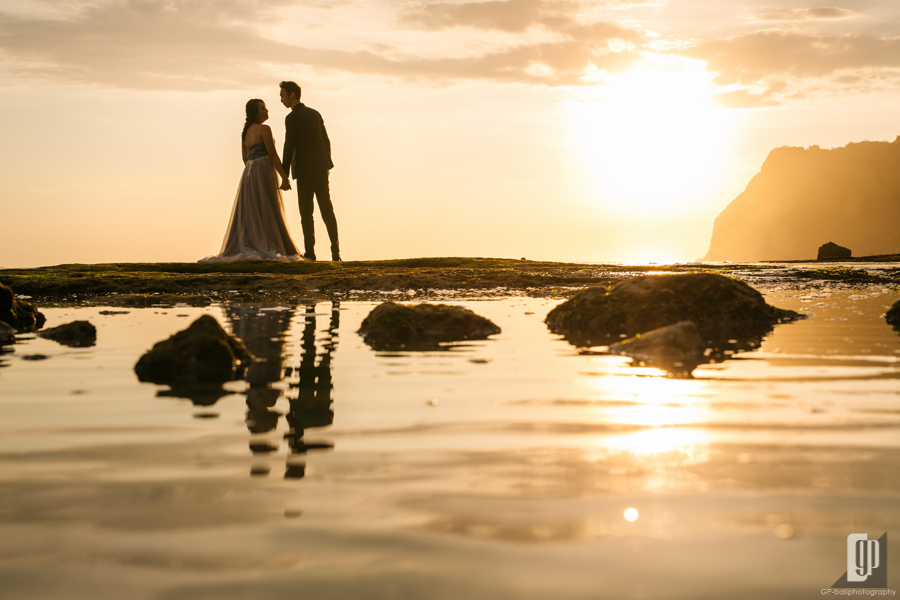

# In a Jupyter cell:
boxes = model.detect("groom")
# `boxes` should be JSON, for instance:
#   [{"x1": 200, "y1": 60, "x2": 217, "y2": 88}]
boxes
[{"x1": 279, "y1": 81, "x2": 341, "y2": 262}]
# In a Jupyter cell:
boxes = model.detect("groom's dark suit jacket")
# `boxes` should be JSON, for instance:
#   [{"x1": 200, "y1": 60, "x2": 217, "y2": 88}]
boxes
[{"x1": 282, "y1": 102, "x2": 334, "y2": 180}]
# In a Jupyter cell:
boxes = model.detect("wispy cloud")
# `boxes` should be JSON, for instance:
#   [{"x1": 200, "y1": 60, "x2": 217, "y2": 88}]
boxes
[
  {"x1": 1, "y1": 0, "x2": 897, "y2": 103},
  {"x1": 685, "y1": 31, "x2": 900, "y2": 85},
  {"x1": 0, "y1": 0, "x2": 645, "y2": 89},
  {"x1": 0, "y1": 0, "x2": 300, "y2": 89},
  {"x1": 750, "y1": 6, "x2": 859, "y2": 22},
  {"x1": 399, "y1": 0, "x2": 576, "y2": 32}
]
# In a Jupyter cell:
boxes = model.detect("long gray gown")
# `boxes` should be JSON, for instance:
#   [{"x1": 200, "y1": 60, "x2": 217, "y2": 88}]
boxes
[{"x1": 200, "y1": 142, "x2": 302, "y2": 263}]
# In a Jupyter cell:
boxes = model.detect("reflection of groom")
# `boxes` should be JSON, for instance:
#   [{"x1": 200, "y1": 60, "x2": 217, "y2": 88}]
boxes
[{"x1": 279, "y1": 81, "x2": 341, "y2": 262}]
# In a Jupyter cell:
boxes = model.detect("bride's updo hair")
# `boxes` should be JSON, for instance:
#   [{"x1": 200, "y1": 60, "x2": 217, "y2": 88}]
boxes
[{"x1": 241, "y1": 99, "x2": 264, "y2": 142}]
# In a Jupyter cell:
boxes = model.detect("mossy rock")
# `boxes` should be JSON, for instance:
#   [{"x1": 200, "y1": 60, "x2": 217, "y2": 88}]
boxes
[
  {"x1": 545, "y1": 272, "x2": 801, "y2": 347},
  {"x1": 887, "y1": 299, "x2": 900, "y2": 330},
  {"x1": 134, "y1": 315, "x2": 252, "y2": 385},
  {"x1": 0, "y1": 321, "x2": 14, "y2": 345},
  {"x1": 0, "y1": 283, "x2": 46, "y2": 331},
  {"x1": 37, "y1": 320, "x2": 97, "y2": 348},
  {"x1": 358, "y1": 302, "x2": 501, "y2": 350}
]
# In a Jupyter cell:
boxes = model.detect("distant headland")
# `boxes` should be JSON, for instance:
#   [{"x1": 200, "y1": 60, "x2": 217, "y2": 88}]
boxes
[{"x1": 705, "y1": 137, "x2": 900, "y2": 262}]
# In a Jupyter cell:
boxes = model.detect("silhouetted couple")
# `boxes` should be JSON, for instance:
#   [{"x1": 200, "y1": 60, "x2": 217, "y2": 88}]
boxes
[{"x1": 200, "y1": 81, "x2": 341, "y2": 263}]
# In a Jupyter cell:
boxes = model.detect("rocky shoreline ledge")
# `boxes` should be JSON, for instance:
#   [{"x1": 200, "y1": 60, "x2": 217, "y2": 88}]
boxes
[{"x1": 1, "y1": 257, "x2": 899, "y2": 304}]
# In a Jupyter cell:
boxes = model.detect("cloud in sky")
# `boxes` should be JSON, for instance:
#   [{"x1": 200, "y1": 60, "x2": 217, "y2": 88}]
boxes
[
  {"x1": 685, "y1": 31, "x2": 900, "y2": 85},
  {"x1": 399, "y1": 0, "x2": 568, "y2": 32},
  {"x1": 398, "y1": 0, "x2": 656, "y2": 31},
  {"x1": 0, "y1": 0, "x2": 300, "y2": 89},
  {"x1": 750, "y1": 6, "x2": 859, "y2": 22},
  {"x1": 0, "y1": 0, "x2": 644, "y2": 88},
  {"x1": 0, "y1": 0, "x2": 897, "y2": 101}
]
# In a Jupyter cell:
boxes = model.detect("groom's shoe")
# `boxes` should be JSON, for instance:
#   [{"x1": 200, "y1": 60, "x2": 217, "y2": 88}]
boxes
[
  {"x1": 331, "y1": 254, "x2": 342, "y2": 262},
  {"x1": 303, "y1": 253, "x2": 316, "y2": 261}
]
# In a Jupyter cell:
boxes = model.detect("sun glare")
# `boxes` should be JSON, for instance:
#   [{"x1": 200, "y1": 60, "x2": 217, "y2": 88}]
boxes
[{"x1": 568, "y1": 56, "x2": 737, "y2": 215}]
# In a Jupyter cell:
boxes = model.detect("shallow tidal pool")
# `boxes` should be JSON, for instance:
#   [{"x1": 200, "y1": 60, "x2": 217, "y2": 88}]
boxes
[{"x1": 1, "y1": 287, "x2": 899, "y2": 599}]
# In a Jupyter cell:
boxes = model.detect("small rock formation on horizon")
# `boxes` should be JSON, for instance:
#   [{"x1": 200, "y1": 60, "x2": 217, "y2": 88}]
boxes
[
  {"x1": 817, "y1": 242, "x2": 852, "y2": 260},
  {"x1": 705, "y1": 137, "x2": 900, "y2": 261}
]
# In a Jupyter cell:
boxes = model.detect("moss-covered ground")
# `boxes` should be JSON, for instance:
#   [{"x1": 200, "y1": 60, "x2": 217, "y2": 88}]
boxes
[{"x1": 1, "y1": 258, "x2": 897, "y2": 304}]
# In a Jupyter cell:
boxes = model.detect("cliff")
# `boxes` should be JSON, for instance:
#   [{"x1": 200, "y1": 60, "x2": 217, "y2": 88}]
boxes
[{"x1": 705, "y1": 137, "x2": 900, "y2": 261}]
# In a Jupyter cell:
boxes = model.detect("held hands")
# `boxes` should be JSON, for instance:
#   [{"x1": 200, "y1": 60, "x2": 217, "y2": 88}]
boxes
[{"x1": 280, "y1": 178, "x2": 292, "y2": 191}]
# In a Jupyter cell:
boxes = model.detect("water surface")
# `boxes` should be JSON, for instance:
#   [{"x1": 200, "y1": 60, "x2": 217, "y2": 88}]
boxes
[{"x1": 1, "y1": 286, "x2": 899, "y2": 599}]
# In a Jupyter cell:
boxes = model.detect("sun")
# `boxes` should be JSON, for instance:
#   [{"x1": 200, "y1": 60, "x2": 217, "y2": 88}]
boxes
[{"x1": 568, "y1": 55, "x2": 737, "y2": 216}]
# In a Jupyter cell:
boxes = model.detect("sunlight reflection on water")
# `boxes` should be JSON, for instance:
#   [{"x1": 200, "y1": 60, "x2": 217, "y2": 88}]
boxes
[{"x1": 0, "y1": 287, "x2": 898, "y2": 598}]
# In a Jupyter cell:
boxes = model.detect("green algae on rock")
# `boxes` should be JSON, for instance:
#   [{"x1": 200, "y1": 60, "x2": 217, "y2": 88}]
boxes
[
  {"x1": 545, "y1": 272, "x2": 802, "y2": 347},
  {"x1": 135, "y1": 315, "x2": 253, "y2": 386},
  {"x1": 0, "y1": 283, "x2": 45, "y2": 331},
  {"x1": 358, "y1": 302, "x2": 501, "y2": 350},
  {"x1": 789, "y1": 266, "x2": 889, "y2": 283}
]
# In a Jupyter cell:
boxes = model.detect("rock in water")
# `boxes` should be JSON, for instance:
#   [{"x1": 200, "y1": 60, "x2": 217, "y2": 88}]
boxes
[
  {"x1": 817, "y1": 242, "x2": 852, "y2": 260},
  {"x1": 134, "y1": 315, "x2": 252, "y2": 385},
  {"x1": 0, "y1": 283, "x2": 46, "y2": 331},
  {"x1": 37, "y1": 321, "x2": 97, "y2": 347},
  {"x1": 545, "y1": 272, "x2": 801, "y2": 347},
  {"x1": 0, "y1": 321, "x2": 14, "y2": 345},
  {"x1": 359, "y1": 302, "x2": 501, "y2": 350},
  {"x1": 887, "y1": 300, "x2": 900, "y2": 330},
  {"x1": 608, "y1": 321, "x2": 704, "y2": 377}
]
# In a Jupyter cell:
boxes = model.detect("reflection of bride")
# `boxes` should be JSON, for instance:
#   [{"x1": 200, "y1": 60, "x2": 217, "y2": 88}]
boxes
[{"x1": 200, "y1": 99, "x2": 303, "y2": 263}]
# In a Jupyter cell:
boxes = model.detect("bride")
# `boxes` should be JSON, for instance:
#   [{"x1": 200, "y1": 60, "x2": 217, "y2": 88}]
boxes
[{"x1": 200, "y1": 99, "x2": 303, "y2": 263}]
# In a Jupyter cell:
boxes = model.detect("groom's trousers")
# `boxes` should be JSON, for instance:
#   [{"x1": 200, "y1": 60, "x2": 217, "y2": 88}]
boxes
[{"x1": 296, "y1": 170, "x2": 340, "y2": 260}]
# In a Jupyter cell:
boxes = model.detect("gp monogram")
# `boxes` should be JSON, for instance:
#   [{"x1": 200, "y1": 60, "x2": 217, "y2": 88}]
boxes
[
  {"x1": 849, "y1": 534, "x2": 882, "y2": 583},
  {"x1": 832, "y1": 532, "x2": 888, "y2": 589}
]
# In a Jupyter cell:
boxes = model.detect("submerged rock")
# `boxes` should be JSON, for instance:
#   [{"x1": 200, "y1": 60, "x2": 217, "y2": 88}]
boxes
[
  {"x1": 887, "y1": 299, "x2": 900, "y2": 330},
  {"x1": 358, "y1": 302, "x2": 501, "y2": 350},
  {"x1": 0, "y1": 321, "x2": 14, "y2": 345},
  {"x1": 0, "y1": 283, "x2": 45, "y2": 331},
  {"x1": 37, "y1": 320, "x2": 97, "y2": 347},
  {"x1": 608, "y1": 321, "x2": 704, "y2": 376},
  {"x1": 817, "y1": 242, "x2": 852, "y2": 260},
  {"x1": 134, "y1": 315, "x2": 252, "y2": 385},
  {"x1": 545, "y1": 272, "x2": 801, "y2": 347}
]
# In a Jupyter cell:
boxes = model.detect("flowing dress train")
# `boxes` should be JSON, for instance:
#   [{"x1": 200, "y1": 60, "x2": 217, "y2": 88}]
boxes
[{"x1": 200, "y1": 142, "x2": 302, "y2": 263}]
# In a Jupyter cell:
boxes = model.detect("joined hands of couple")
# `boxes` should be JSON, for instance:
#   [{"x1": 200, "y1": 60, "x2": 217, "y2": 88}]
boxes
[{"x1": 280, "y1": 178, "x2": 291, "y2": 191}]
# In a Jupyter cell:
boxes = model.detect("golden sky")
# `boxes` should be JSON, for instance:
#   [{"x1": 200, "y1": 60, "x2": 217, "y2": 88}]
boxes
[{"x1": 1, "y1": 0, "x2": 898, "y2": 266}]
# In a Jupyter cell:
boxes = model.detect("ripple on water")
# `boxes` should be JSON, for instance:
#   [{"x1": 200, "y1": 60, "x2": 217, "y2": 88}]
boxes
[{"x1": 0, "y1": 288, "x2": 899, "y2": 598}]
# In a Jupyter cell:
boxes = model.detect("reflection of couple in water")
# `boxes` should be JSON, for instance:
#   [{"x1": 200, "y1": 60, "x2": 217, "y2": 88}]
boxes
[
  {"x1": 226, "y1": 302, "x2": 339, "y2": 479},
  {"x1": 201, "y1": 81, "x2": 341, "y2": 264}
]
